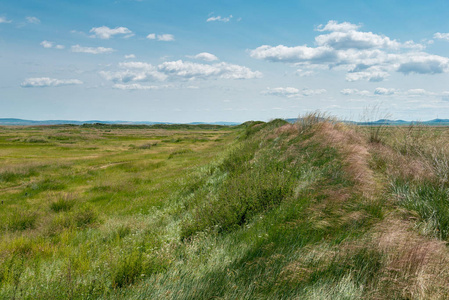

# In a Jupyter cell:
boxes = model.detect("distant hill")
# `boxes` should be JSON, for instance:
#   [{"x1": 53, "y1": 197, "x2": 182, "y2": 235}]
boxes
[
  {"x1": 0, "y1": 118, "x2": 240, "y2": 126},
  {"x1": 3, "y1": 117, "x2": 449, "y2": 127}
]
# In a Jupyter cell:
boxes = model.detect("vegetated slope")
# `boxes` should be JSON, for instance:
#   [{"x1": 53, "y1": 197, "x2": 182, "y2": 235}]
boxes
[
  {"x1": 2, "y1": 117, "x2": 449, "y2": 299},
  {"x1": 118, "y1": 116, "x2": 449, "y2": 299}
]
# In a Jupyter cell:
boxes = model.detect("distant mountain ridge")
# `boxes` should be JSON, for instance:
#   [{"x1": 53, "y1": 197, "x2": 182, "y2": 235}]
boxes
[
  {"x1": 2, "y1": 118, "x2": 449, "y2": 126},
  {"x1": 0, "y1": 118, "x2": 240, "y2": 126}
]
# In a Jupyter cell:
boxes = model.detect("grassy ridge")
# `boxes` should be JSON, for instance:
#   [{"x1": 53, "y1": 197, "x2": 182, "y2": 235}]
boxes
[{"x1": 2, "y1": 118, "x2": 449, "y2": 298}]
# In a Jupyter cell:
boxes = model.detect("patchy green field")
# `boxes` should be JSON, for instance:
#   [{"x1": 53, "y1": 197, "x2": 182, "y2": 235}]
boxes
[
  {"x1": 2, "y1": 119, "x2": 449, "y2": 299},
  {"x1": 0, "y1": 124, "x2": 235, "y2": 299}
]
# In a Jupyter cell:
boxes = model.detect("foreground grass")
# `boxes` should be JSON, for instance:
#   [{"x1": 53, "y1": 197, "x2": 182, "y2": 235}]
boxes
[{"x1": 2, "y1": 120, "x2": 449, "y2": 299}]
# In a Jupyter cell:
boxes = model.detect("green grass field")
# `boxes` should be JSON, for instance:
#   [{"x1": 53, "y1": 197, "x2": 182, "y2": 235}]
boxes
[{"x1": 2, "y1": 118, "x2": 449, "y2": 299}]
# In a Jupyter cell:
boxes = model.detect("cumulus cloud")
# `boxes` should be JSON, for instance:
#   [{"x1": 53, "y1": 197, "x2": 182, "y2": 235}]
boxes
[
  {"x1": 434, "y1": 32, "x2": 449, "y2": 41},
  {"x1": 406, "y1": 88, "x2": 436, "y2": 96},
  {"x1": 295, "y1": 68, "x2": 315, "y2": 77},
  {"x1": 0, "y1": 16, "x2": 12, "y2": 23},
  {"x1": 346, "y1": 69, "x2": 390, "y2": 82},
  {"x1": 100, "y1": 62, "x2": 167, "y2": 82},
  {"x1": 207, "y1": 15, "x2": 233, "y2": 22},
  {"x1": 157, "y1": 34, "x2": 174, "y2": 41},
  {"x1": 26, "y1": 16, "x2": 40, "y2": 24},
  {"x1": 302, "y1": 88, "x2": 327, "y2": 96},
  {"x1": 21, "y1": 77, "x2": 83, "y2": 88},
  {"x1": 250, "y1": 20, "x2": 448, "y2": 81},
  {"x1": 190, "y1": 52, "x2": 219, "y2": 62},
  {"x1": 316, "y1": 20, "x2": 361, "y2": 32},
  {"x1": 250, "y1": 45, "x2": 338, "y2": 63},
  {"x1": 40, "y1": 40, "x2": 53, "y2": 48},
  {"x1": 374, "y1": 87, "x2": 397, "y2": 95},
  {"x1": 158, "y1": 60, "x2": 262, "y2": 79},
  {"x1": 340, "y1": 88, "x2": 370, "y2": 96},
  {"x1": 101, "y1": 59, "x2": 262, "y2": 84},
  {"x1": 89, "y1": 26, "x2": 133, "y2": 39},
  {"x1": 125, "y1": 54, "x2": 136, "y2": 59},
  {"x1": 113, "y1": 83, "x2": 172, "y2": 90},
  {"x1": 41, "y1": 40, "x2": 65, "y2": 49},
  {"x1": 146, "y1": 33, "x2": 174, "y2": 41},
  {"x1": 397, "y1": 54, "x2": 449, "y2": 74},
  {"x1": 315, "y1": 30, "x2": 400, "y2": 50},
  {"x1": 263, "y1": 87, "x2": 300, "y2": 98},
  {"x1": 71, "y1": 45, "x2": 115, "y2": 54},
  {"x1": 263, "y1": 87, "x2": 326, "y2": 98}
]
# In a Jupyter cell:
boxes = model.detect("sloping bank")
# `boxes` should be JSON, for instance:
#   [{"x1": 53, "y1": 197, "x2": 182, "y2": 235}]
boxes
[{"x1": 111, "y1": 115, "x2": 449, "y2": 299}]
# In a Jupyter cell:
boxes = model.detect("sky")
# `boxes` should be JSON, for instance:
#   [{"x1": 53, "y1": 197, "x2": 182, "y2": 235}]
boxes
[{"x1": 1, "y1": 0, "x2": 449, "y2": 123}]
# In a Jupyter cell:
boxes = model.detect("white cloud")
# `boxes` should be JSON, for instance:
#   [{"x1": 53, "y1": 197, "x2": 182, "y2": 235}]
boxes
[
  {"x1": 207, "y1": 15, "x2": 233, "y2": 22},
  {"x1": 125, "y1": 54, "x2": 136, "y2": 59},
  {"x1": 374, "y1": 87, "x2": 397, "y2": 95},
  {"x1": 397, "y1": 53, "x2": 449, "y2": 74},
  {"x1": 0, "y1": 16, "x2": 12, "y2": 24},
  {"x1": 340, "y1": 88, "x2": 370, "y2": 96},
  {"x1": 295, "y1": 69, "x2": 315, "y2": 77},
  {"x1": 263, "y1": 87, "x2": 300, "y2": 98},
  {"x1": 263, "y1": 87, "x2": 326, "y2": 98},
  {"x1": 21, "y1": 77, "x2": 83, "y2": 88},
  {"x1": 113, "y1": 83, "x2": 171, "y2": 90},
  {"x1": 26, "y1": 16, "x2": 40, "y2": 24},
  {"x1": 250, "y1": 45, "x2": 338, "y2": 63},
  {"x1": 101, "y1": 59, "x2": 262, "y2": 84},
  {"x1": 100, "y1": 62, "x2": 167, "y2": 82},
  {"x1": 157, "y1": 60, "x2": 262, "y2": 79},
  {"x1": 315, "y1": 20, "x2": 361, "y2": 32},
  {"x1": 406, "y1": 88, "x2": 436, "y2": 96},
  {"x1": 157, "y1": 34, "x2": 174, "y2": 41},
  {"x1": 346, "y1": 69, "x2": 390, "y2": 82},
  {"x1": 191, "y1": 52, "x2": 219, "y2": 62},
  {"x1": 250, "y1": 20, "x2": 445, "y2": 81},
  {"x1": 147, "y1": 33, "x2": 174, "y2": 41},
  {"x1": 41, "y1": 40, "x2": 65, "y2": 49},
  {"x1": 434, "y1": 32, "x2": 449, "y2": 41},
  {"x1": 302, "y1": 88, "x2": 327, "y2": 96},
  {"x1": 89, "y1": 26, "x2": 133, "y2": 39},
  {"x1": 315, "y1": 30, "x2": 401, "y2": 50},
  {"x1": 71, "y1": 45, "x2": 115, "y2": 54},
  {"x1": 40, "y1": 40, "x2": 53, "y2": 48}
]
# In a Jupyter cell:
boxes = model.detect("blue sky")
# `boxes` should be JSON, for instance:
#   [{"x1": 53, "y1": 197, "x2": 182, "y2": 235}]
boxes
[{"x1": 1, "y1": 0, "x2": 449, "y2": 122}]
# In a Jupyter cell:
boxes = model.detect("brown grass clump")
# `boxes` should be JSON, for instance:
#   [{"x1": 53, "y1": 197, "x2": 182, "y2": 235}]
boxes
[
  {"x1": 312, "y1": 121, "x2": 378, "y2": 200},
  {"x1": 372, "y1": 216, "x2": 449, "y2": 299},
  {"x1": 370, "y1": 142, "x2": 435, "y2": 183}
]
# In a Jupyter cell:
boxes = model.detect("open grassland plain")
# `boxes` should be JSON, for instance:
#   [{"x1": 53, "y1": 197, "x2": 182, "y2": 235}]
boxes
[{"x1": 2, "y1": 118, "x2": 449, "y2": 299}]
